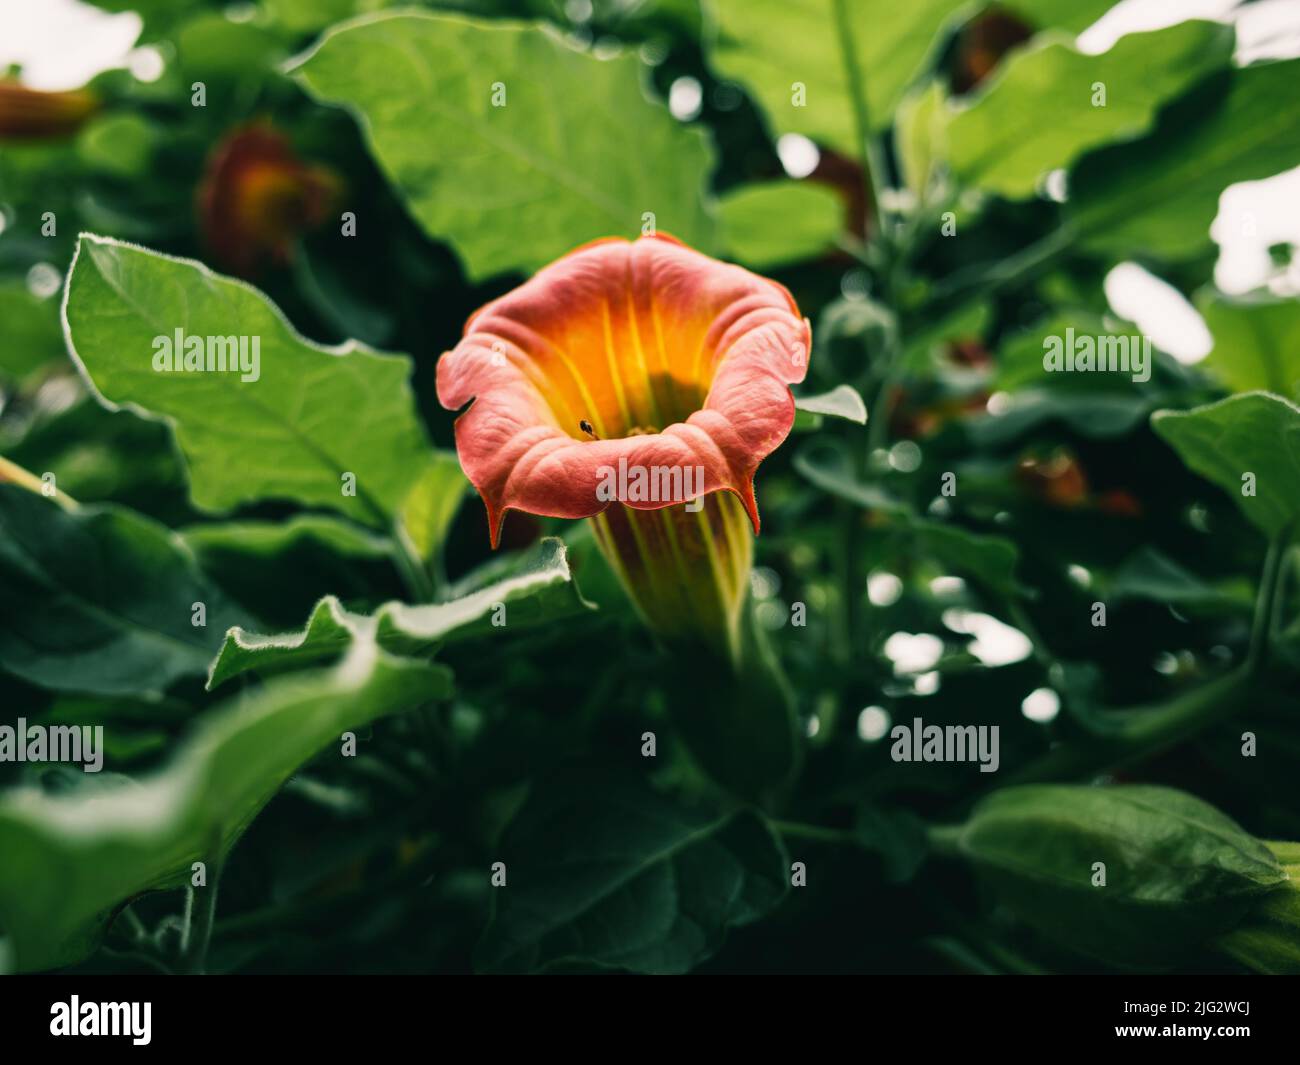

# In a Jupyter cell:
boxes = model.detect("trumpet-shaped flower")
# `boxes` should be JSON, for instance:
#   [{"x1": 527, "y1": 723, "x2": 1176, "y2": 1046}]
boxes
[{"x1": 437, "y1": 234, "x2": 809, "y2": 655}]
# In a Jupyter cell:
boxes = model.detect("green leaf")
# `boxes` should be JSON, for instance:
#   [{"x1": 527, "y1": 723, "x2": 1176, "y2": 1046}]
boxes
[
  {"x1": 1070, "y1": 59, "x2": 1300, "y2": 260},
  {"x1": 717, "y1": 180, "x2": 842, "y2": 268},
  {"x1": 947, "y1": 21, "x2": 1233, "y2": 199},
  {"x1": 290, "y1": 12, "x2": 717, "y2": 281},
  {"x1": 1109, "y1": 546, "x2": 1249, "y2": 610},
  {"x1": 895, "y1": 79, "x2": 947, "y2": 197},
  {"x1": 793, "y1": 383, "x2": 867, "y2": 424},
  {"x1": 397, "y1": 450, "x2": 468, "y2": 563},
  {"x1": 911, "y1": 518, "x2": 1019, "y2": 596},
  {"x1": 207, "y1": 537, "x2": 592, "y2": 688},
  {"x1": 63, "y1": 234, "x2": 431, "y2": 526},
  {"x1": 0, "y1": 282, "x2": 65, "y2": 382},
  {"x1": 76, "y1": 113, "x2": 161, "y2": 180},
  {"x1": 709, "y1": 0, "x2": 969, "y2": 150},
  {"x1": 792, "y1": 439, "x2": 908, "y2": 513},
  {"x1": 996, "y1": 0, "x2": 1115, "y2": 34},
  {"x1": 1152, "y1": 392, "x2": 1300, "y2": 538},
  {"x1": 970, "y1": 388, "x2": 1152, "y2": 444},
  {"x1": 182, "y1": 514, "x2": 398, "y2": 629},
  {"x1": 955, "y1": 784, "x2": 1286, "y2": 966},
  {"x1": 1199, "y1": 292, "x2": 1300, "y2": 398},
  {"x1": 0, "y1": 484, "x2": 246, "y2": 696},
  {"x1": 475, "y1": 770, "x2": 788, "y2": 973},
  {"x1": 0, "y1": 638, "x2": 448, "y2": 972}
]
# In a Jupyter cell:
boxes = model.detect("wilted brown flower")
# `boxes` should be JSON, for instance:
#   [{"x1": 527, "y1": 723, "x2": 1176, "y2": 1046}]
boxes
[
  {"x1": 197, "y1": 124, "x2": 338, "y2": 276},
  {"x1": 0, "y1": 82, "x2": 98, "y2": 141}
]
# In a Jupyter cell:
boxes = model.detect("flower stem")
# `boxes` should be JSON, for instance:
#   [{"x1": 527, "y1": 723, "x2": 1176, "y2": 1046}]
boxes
[
  {"x1": 771, "y1": 819, "x2": 858, "y2": 846},
  {"x1": 1248, "y1": 525, "x2": 1293, "y2": 674},
  {"x1": 392, "y1": 522, "x2": 435, "y2": 603}
]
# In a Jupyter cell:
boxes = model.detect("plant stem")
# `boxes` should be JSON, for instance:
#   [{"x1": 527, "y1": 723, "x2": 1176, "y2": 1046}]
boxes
[
  {"x1": 1248, "y1": 526, "x2": 1292, "y2": 674},
  {"x1": 771, "y1": 819, "x2": 858, "y2": 846},
  {"x1": 392, "y1": 522, "x2": 435, "y2": 603},
  {"x1": 831, "y1": 0, "x2": 881, "y2": 243},
  {"x1": 181, "y1": 842, "x2": 223, "y2": 975},
  {"x1": 917, "y1": 222, "x2": 1077, "y2": 322},
  {"x1": 925, "y1": 823, "x2": 963, "y2": 857},
  {"x1": 1003, "y1": 665, "x2": 1255, "y2": 786}
]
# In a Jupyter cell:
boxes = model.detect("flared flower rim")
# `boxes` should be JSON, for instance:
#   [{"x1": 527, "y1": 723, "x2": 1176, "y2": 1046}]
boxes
[{"x1": 436, "y1": 233, "x2": 810, "y2": 547}]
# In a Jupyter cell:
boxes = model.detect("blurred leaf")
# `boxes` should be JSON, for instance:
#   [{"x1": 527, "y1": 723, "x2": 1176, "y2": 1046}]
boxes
[
  {"x1": 895, "y1": 79, "x2": 946, "y2": 197},
  {"x1": 1071, "y1": 60, "x2": 1300, "y2": 260},
  {"x1": 475, "y1": 770, "x2": 788, "y2": 973},
  {"x1": 969, "y1": 388, "x2": 1151, "y2": 444},
  {"x1": 793, "y1": 383, "x2": 866, "y2": 423},
  {"x1": 264, "y1": 0, "x2": 393, "y2": 34},
  {"x1": 291, "y1": 11, "x2": 717, "y2": 281},
  {"x1": 1109, "y1": 545, "x2": 1248, "y2": 609},
  {"x1": 948, "y1": 21, "x2": 1232, "y2": 199},
  {"x1": 911, "y1": 518, "x2": 1019, "y2": 595},
  {"x1": 997, "y1": 0, "x2": 1114, "y2": 34},
  {"x1": 0, "y1": 484, "x2": 246, "y2": 697},
  {"x1": 955, "y1": 784, "x2": 1285, "y2": 966},
  {"x1": 1152, "y1": 392, "x2": 1300, "y2": 538},
  {"x1": 397, "y1": 451, "x2": 468, "y2": 563},
  {"x1": 0, "y1": 637, "x2": 447, "y2": 972},
  {"x1": 709, "y1": 0, "x2": 968, "y2": 149},
  {"x1": 1199, "y1": 292, "x2": 1300, "y2": 398},
  {"x1": 718, "y1": 180, "x2": 842, "y2": 267},
  {"x1": 175, "y1": 12, "x2": 285, "y2": 83},
  {"x1": 854, "y1": 804, "x2": 930, "y2": 883},
  {"x1": 0, "y1": 283, "x2": 64, "y2": 382},
  {"x1": 182, "y1": 514, "x2": 398, "y2": 628},
  {"x1": 63, "y1": 234, "x2": 431, "y2": 526},
  {"x1": 792, "y1": 438, "x2": 908, "y2": 512},
  {"x1": 75, "y1": 113, "x2": 160, "y2": 180},
  {"x1": 992, "y1": 311, "x2": 1139, "y2": 392},
  {"x1": 207, "y1": 537, "x2": 592, "y2": 687}
]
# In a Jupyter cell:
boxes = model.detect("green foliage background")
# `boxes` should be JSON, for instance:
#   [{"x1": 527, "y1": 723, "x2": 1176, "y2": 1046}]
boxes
[{"x1": 1, "y1": 0, "x2": 1299, "y2": 975}]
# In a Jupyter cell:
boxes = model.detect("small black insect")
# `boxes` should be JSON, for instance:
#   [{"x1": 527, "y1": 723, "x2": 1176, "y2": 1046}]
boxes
[{"x1": 579, "y1": 419, "x2": 598, "y2": 439}]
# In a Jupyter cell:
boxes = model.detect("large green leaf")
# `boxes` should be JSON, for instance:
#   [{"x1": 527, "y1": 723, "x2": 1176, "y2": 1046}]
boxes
[
  {"x1": 1199, "y1": 292, "x2": 1300, "y2": 399},
  {"x1": 182, "y1": 514, "x2": 398, "y2": 629},
  {"x1": 955, "y1": 785, "x2": 1285, "y2": 966},
  {"x1": 1070, "y1": 59, "x2": 1300, "y2": 260},
  {"x1": 709, "y1": 0, "x2": 967, "y2": 151},
  {"x1": 947, "y1": 21, "x2": 1232, "y2": 199},
  {"x1": 62, "y1": 235, "x2": 431, "y2": 526},
  {"x1": 997, "y1": 0, "x2": 1115, "y2": 34},
  {"x1": 1152, "y1": 392, "x2": 1300, "y2": 539},
  {"x1": 0, "y1": 637, "x2": 448, "y2": 972},
  {"x1": 0, "y1": 484, "x2": 246, "y2": 697},
  {"x1": 207, "y1": 537, "x2": 592, "y2": 688},
  {"x1": 396, "y1": 450, "x2": 468, "y2": 563},
  {"x1": 475, "y1": 771, "x2": 788, "y2": 973},
  {"x1": 718, "y1": 180, "x2": 843, "y2": 268},
  {"x1": 290, "y1": 12, "x2": 717, "y2": 281}
]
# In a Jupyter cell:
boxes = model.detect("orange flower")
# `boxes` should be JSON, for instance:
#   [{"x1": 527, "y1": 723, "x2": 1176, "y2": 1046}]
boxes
[
  {"x1": 437, "y1": 234, "x2": 809, "y2": 655},
  {"x1": 0, "y1": 82, "x2": 98, "y2": 140},
  {"x1": 197, "y1": 125, "x2": 337, "y2": 276}
]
